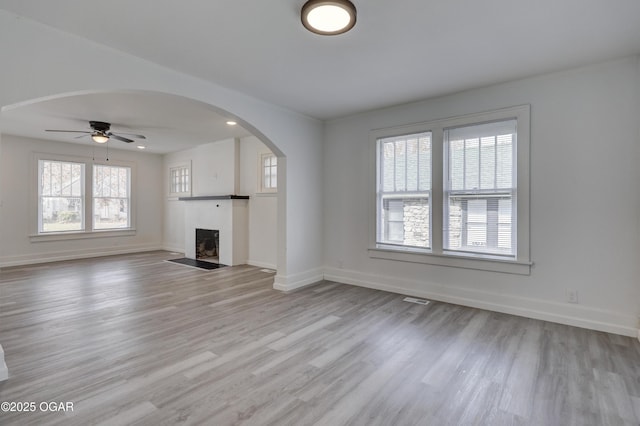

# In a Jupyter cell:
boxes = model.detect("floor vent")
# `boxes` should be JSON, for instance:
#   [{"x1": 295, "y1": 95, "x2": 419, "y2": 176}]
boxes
[{"x1": 403, "y1": 296, "x2": 430, "y2": 305}]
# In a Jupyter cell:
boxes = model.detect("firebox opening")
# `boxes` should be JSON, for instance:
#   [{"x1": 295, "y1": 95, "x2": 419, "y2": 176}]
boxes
[{"x1": 195, "y1": 228, "x2": 219, "y2": 263}]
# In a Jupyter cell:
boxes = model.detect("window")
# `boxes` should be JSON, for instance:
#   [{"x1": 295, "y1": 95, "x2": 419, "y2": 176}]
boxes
[
  {"x1": 371, "y1": 105, "x2": 530, "y2": 274},
  {"x1": 35, "y1": 154, "x2": 135, "y2": 237},
  {"x1": 39, "y1": 160, "x2": 85, "y2": 232},
  {"x1": 169, "y1": 164, "x2": 190, "y2": 196},
  {"x1": 93, "y1": 165, "x2": 131, "y2": 229},
  {"x1": 259, "y1": 153, "x2": 277, "y2": 193},
  {"x1": 444, "y1": 120, "x2": 516, "y2": 256},
  {"x1": 377, "y1": 132, "x2": 431, "y2": 248}
]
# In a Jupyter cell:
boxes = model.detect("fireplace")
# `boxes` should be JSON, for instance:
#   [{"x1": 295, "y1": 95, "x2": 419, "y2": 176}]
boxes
[
  {"x1": 195, "y1": 228, "x2": 219, "y2": 263},
  {"x1": 182, "y1": 197, "x2": 248, "y2": 266}
]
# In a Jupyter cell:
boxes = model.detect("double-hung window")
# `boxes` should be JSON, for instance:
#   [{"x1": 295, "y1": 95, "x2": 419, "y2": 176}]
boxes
[
  {"x1": 444, "y1": 120, "x2": 516, "y2": 256},
  {"x1": 39, "y1": 160, "x2": 85, "y2": 232},
  {"x1": 93, "y1": 165, "x2": 131, "y2": 230},
  {"x1": 372, "y1": 105, "x2": 530, "y2": 274},
  {"x1": 377, "y1": 132, "x2": 431, "y2": 248},
  {"x1": 36, "y1": 154, "x2": 134, "y2": 236}
]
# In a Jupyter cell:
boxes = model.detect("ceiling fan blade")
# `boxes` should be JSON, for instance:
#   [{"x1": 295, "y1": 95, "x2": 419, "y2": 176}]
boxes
[
  {"x1": 109, "y1": 134, "x2": 134, "y2": 143},
  {"x1": 45, "y1": 130, "x2": 91, "y2": 134},
  {"x1": 113, "y1": 132, "x2": 146, "y2": 140}
]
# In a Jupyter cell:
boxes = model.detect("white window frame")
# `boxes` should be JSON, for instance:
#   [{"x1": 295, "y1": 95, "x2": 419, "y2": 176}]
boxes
[
  {"x1": 443, "y1": 120, "x2": 517, "y2": 257},
  {"x1": 376, "y1": 131, "x2": 432, "y2": 250},
  {"x1": 369, "y1": 105, "x2": 531, "y2": 275},
  {"x1": 93, "y1": 164, "x2": 132, "y2": 230},
  {"x1": 38, "y1": 159, "x2": 86, "y2": 233},
  {"x1": 31, "y1": 152, "x2": 136, "y2": 242},
  {"x1": 258, "y1": 152, "x2": 277, "y2": 194},
  {"x1": 168, "y1": 161, "x2": 192, "y2": 198}
]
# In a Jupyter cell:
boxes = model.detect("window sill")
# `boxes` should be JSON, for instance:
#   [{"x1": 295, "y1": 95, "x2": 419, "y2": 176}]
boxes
[
  {"x1": 368, "y1": 246, "x2": 531, "y2": 275},
  {"x1": 30, "y1": 229, "x2": 137, "y2": 243},
  {"x1": 254, "y1": 192, "x2": 277, "y2": 197}
]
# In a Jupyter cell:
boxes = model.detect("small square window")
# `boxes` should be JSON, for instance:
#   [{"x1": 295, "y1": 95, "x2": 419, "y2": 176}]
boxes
[
  {"x1": 259, "y1": 153, "x2": 277, "y2": 193},
  {"x1": 169, "y1": 162, "x2": 191, "y2": 197}
]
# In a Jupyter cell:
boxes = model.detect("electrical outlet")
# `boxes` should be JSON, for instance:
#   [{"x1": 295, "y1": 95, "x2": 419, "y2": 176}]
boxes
[{"x1": 566, "y1": 289, "x2": 578, "y2": 304}]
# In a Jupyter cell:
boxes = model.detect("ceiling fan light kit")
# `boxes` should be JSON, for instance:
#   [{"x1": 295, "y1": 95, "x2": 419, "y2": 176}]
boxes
[
  {"x1": 91, "y1": 132, "x2": 109, "y2": 143},
  {"x1": 301, "y1": 0, "x2": 356, "y2": 35}
]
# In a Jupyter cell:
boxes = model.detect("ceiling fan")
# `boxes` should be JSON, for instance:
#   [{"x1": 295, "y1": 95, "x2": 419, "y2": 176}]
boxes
[{"x1": 46, "y1": 121, "x2": 146, "y2": 144}]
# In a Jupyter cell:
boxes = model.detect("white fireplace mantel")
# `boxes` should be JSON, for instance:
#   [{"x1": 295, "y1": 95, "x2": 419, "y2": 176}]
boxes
[{"x1": 182, "y1": 196, "x2": 249, "y2": 266}]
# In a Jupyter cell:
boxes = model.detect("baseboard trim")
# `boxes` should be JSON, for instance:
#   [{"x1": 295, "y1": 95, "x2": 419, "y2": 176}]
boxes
[
  {"x1": 247, "y1": 260, "x2": 277, "y2": 270},
  {"x1": 0, "y1": 344, "x2": 8, "y2": 381},
  {"x1": 273, "y1": 268, "x2": 324, "y2": 292},
  {"x1": 0, "y1": 244, "x2": 163, "y2": 268},
  {"x1": 324, "y1": 267, "x2": 638, "y2": 338},
  {"x1": 161, "y1": 244, "x2": 184, "y2": 255}
]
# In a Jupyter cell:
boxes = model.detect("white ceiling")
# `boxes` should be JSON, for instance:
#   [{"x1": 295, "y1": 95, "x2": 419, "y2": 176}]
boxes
[
  {"x1": 1, "y1": 0, "x2": 640, "y2": 151},
  {"x1": 1, "y1": 92, "x2": 251, "y2": 154}
]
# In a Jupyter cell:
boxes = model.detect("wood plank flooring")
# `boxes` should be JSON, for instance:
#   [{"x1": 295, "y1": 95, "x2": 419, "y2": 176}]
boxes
[{"x1": 0, "y1": 251, "x2": 639, "y2": 425}]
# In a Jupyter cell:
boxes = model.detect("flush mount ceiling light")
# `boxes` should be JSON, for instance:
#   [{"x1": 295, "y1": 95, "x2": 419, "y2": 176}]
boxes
[
  {"x1": 226, "y1": 120, "x2": 237, "y2": 126},
  {"x1": 301, "y1": 0, "x2": 356, "y2": 35}
]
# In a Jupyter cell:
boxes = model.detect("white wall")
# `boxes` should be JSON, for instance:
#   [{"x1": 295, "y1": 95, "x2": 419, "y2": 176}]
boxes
[
  {"x1": 0, "y1": 134, "x2": 163, "y2": 266},
  {"x1": 189, "y1": 140, "x2": 237, "y2": 196},
  {"x1": 323, "y1": 56, "x2": 640, "y2": 336},
  {"x1": 163, "y1": 136, "x2": 277, "y2": 269},
  {"x1": 0, "y1": 10, "x2": 324, "y2": 287},
  {"x1": 163, "y1": 139, "x2": 237, "y2": 252},
  {"x1": 240, "y1": 136, "x2": 277, "y2": 269}
]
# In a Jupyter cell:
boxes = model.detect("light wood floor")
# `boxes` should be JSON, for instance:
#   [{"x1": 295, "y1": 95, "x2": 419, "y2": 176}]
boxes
[{"x1": 1, "y1": 251, "x2": 639, "y2": 425}]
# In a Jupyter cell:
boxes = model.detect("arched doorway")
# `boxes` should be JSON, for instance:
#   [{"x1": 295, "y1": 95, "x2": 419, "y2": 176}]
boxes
[{"x1": 0, "y1": 90, "x2": 284, "y2": 274}]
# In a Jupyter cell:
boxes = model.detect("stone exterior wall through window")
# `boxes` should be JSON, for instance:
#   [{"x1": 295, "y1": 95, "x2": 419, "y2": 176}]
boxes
[{"x1": 402, "y1": 199, "x2": 429, "y2": 247}]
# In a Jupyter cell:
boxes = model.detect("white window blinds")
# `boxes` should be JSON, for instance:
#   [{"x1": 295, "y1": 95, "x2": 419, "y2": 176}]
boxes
[
  {"x1": 377, "y1": 131, "x2": 432, "y2": 248},
  {"x1": 444, "y1": 119, "x2": 516, "y2": 256}
]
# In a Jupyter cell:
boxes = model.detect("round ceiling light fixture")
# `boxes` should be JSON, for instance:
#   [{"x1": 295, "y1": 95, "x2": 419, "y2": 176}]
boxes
[{"x1": 301, "y1": 0, "x2": 357, "y2": 35}]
